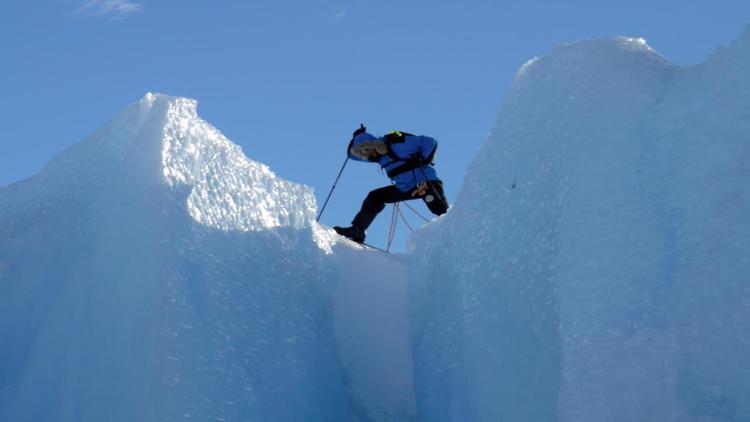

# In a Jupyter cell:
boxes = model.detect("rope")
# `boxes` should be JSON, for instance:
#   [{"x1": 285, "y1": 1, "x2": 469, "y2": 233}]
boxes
[
  {"x1": 361, "y1": 242, "x2": 389, "y2": 253},
  {"x1": 397, "y1": 205, "x2": 415, "y2": 233},
  {"x1": 402, "y1": 201, "x2": 430, "y2": 223},
  {"x1": 386, "y1": 203, "x2": 400, "y2": 253},
  {"x1": 382, "y1": 173, "x2": 446, "y2": 251},
  {"x1": 386, "y1": 196, "x2": 436, "y2": 251}
]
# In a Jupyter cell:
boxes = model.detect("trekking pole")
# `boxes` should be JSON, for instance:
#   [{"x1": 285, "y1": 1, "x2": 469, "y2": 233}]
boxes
[
  {"x1": 316, "y1": 157, "x2": 349, "y2": 222},
  {"x1": 317, "y1": 124, "x2": 366, "y2": 222}
]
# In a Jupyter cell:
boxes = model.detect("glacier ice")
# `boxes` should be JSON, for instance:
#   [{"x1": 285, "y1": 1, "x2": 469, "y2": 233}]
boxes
[
  {"x1": 0, "y1": 92, "x2": 418, "y2": 422},
  {"x1": 0, "y1": 93, "x2": 355, "y2": 421},
  {"x1": 1, "y1": 26, "x2": 749, "y2": 422},
  {"x1": 409, "y1": 32, "x2": 750, "y2": 421}
]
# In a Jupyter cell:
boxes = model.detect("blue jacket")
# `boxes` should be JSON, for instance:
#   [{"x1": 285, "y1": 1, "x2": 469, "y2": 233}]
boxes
[{"x1": 349, "y1": 132, "x2": 440, "y2": 192}]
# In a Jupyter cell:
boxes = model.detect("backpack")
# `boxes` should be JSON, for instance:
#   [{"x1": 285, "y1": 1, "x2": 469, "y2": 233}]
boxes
[
  {"x1": 381, "y1": 131, "x2": 438, "y2": 178},
  {"x1": 383, "y1": 131, "x2": 437, "y2": 163}
]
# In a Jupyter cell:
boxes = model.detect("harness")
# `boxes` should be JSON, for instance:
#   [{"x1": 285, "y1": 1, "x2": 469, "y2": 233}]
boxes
[{"x1": 382, "y1": 131, "x2": 438, "y2": 178}]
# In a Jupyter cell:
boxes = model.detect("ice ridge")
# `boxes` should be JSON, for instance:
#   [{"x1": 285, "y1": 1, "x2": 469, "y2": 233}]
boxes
[{"x1": 6, "y1": 93, "x2": 315, "y2": 232}]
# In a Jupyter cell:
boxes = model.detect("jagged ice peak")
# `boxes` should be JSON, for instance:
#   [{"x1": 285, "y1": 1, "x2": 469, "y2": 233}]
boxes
[
  {"x1": 152, "y1": 93, "x2": 316, "y2": 232},
  {"x1": 39, "y1": 93, "x2": 317, "y2": 232}
]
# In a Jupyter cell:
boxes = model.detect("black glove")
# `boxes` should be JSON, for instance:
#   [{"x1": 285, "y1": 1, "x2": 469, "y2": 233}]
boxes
[
  {"x1": 347, "y1": 124, "x2": 366, "y2": 156},
  {"x1": 351, "y1": 124, "x2": 366, "y2": 139}
]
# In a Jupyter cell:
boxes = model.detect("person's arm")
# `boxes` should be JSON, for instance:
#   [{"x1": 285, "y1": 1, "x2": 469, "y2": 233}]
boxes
[
  {"x1": 348, "y1": 147, "x2": 372, "y2": 162},
  {"x1": 346, "y1": 125, "x2": 377, "y2": 162}
]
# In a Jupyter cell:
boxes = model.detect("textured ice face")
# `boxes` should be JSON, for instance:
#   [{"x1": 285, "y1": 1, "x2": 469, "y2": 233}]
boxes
[
  {"x1": 13, "y1": 92, "x2": 317, "y2": 232},
  {"x1": 409, "y1": 34, "x2": 750, "y2": 421},
  {"x1": 155, "y1": 93, "x2": 316, "y2": 231},
  {"x1": 0, "y1": 93, "x2": 349, "y2": 422}
]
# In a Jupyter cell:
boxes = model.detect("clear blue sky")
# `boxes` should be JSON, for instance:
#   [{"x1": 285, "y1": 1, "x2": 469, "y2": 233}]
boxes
[{"x1": 1, "y1": 1, "x2": 748, "y2": 250}]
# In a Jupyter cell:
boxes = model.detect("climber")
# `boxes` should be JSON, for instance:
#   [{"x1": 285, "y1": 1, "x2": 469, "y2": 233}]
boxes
[{"x1": 333, "y1": 127, "x2": 449, "y2": 243}]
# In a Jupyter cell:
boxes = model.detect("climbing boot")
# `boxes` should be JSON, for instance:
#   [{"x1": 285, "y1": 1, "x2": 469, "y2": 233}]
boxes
[{"x1": 333, "y1": 226, "x2": 366, "y2": 244}]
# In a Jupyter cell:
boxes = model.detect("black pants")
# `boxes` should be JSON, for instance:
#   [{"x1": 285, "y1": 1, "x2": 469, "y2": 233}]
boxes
[{"x1": 352, "y1": 181, "x2": 448, "y2": 230}]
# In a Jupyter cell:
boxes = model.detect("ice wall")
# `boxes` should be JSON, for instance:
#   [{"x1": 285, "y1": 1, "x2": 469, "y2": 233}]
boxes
[
  {"x1": 0, "y1": 94, "x2": 351, "y2": 422},
  {"x1": 409, "y1": 30, "x2": 750, "y2": 421},
  {"x1": 331, "y1": 246, "x2": 417, "y2": 421}
]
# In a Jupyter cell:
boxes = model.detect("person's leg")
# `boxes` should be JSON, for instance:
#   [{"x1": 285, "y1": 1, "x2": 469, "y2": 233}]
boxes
[
  {"x1": 352, "y1": 185, "x2": 413, "y2": 230},
  {"x1": 422, "y1": 181, "x2": 449, "y2": 216}
]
